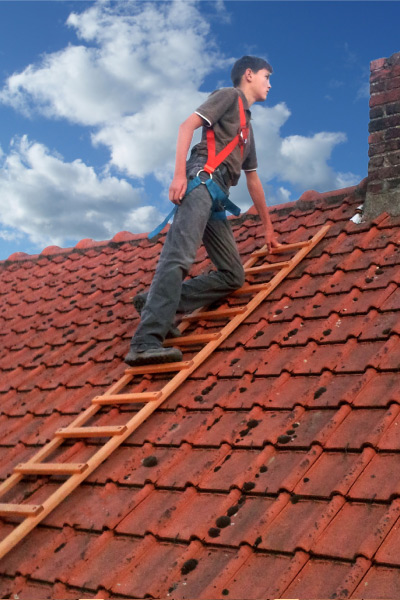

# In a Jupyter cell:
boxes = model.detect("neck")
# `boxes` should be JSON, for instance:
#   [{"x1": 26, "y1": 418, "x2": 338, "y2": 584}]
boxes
[{"x1": 237, "y1": 84, "x2": 255, "y2": 107}]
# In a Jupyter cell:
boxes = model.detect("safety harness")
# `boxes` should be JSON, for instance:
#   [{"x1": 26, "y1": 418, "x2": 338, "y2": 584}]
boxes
[{"x1": 148, "y1": 94, "x2": 249, "y2": 240}]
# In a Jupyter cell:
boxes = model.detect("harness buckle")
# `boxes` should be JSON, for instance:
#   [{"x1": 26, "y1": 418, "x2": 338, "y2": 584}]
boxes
[
  {"x1": 196, "y1": 169, "x2": 213, "y2": 184},
  {"x1": 239, "y1": 128, "x2": 248, "y2": 145}
]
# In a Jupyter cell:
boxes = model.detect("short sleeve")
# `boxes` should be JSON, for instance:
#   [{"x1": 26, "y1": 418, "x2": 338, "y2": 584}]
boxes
[
  {"x1": 195, "y1": 88, "x2": 238, "y2": 127},
  {"x1": 242, "y1": 123, "x2": 258, "y2": 171}
]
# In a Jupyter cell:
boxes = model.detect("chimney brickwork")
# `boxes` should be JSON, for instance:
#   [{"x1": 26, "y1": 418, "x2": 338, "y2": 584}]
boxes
[{"x1": 364, "y1": 51, "x2": 400, "y2": 219}]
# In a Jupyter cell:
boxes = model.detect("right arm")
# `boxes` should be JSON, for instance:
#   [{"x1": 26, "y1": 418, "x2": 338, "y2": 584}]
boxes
[{"x1": 169, "y1": 113, "x2": 204, "y2": 205}]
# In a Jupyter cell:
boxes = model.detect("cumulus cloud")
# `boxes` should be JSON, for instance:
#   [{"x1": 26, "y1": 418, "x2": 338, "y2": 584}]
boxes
[
  {"x1": 229, "y1": 102, "x2": 359, "y2": 208},
  {"x1": 252, "y1": 103, "x2": 356, "y2": 191},
  {"x1": 280, "y1": 132, "x2": 348, "y2": 189},
  {"x1": 0, "y1": 136, "x2": 162, "y2": 246},
  {"x1": 0, "y1": 0, "x2": 228, "y2": 246},
  {"x1": 0, "y1": 1, "x2": 227, "y2": 127},
  {"x1": 0, "y1": 0, "x2": 359, "y2": 249},
  {"x1": 92, "y1": 89, "x2": 208, "y2": 179}
]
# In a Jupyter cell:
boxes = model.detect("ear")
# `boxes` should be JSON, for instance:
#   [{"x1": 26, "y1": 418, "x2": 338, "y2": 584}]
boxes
[{"x1": 244, "y1": 68, "x2": 253, "y2": 82}]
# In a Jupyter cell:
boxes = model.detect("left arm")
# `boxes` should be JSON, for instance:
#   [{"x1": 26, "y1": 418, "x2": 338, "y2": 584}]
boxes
[{"x1": 245, "y1": 170, "x2": 280, "y2": 252}]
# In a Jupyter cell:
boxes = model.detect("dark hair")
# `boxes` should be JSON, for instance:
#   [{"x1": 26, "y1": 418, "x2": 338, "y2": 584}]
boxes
[{"x1": 230, "y1": 55, "x2": 273, "y2": 87}]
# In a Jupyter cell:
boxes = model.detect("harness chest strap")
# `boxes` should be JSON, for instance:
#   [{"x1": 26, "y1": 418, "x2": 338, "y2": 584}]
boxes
[{"x1": 203, "y1": 95, "x2": 248, "y2": 175}]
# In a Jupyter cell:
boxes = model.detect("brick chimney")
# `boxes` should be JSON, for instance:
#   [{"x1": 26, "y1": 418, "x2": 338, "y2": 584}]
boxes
[{"x1": 363, "y1": 51, "x2": 400, "y2": 220}]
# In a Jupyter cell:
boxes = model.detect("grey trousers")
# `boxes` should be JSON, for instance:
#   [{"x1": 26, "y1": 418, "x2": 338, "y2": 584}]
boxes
[{"x1": 130, "y1": 170, "x2": 245, "y2": 350}]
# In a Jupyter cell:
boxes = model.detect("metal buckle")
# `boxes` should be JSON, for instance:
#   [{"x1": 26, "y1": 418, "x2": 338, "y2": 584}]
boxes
[{"x1": 196, "y1": 169, "x2": 213, "y2": 184}]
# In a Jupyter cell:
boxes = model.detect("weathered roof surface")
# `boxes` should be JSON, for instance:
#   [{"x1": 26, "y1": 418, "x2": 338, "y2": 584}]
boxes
[{"x1": 2, "y1": 179, "x2": 400, "y2": 599}]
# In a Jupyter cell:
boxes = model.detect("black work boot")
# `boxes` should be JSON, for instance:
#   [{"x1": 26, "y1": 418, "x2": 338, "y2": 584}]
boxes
[
  {"x1": 133, "y1": 292, "x2": 181, "y2": 338},
  {"x1": 124, "y1": 345, "x2": 183, "y2": 366}
]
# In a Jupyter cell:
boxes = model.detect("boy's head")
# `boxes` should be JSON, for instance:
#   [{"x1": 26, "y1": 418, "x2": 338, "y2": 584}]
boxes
[{"x1": 230, "y1": 55, "x2": 273, "y2": 87}]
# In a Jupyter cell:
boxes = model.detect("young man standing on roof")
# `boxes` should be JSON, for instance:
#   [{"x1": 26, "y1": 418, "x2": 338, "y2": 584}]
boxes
[{"x1": 125, "y1": 55, "x2": 280, "y2": 366}]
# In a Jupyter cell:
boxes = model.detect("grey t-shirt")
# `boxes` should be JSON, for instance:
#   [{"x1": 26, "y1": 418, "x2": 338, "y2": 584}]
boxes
[{"x1": 191, "y1": 87, "x2": 258, "y2": 187}]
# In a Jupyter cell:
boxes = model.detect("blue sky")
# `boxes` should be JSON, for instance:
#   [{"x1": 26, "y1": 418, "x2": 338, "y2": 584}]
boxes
[{"x1": 0, "y1": 0, "x2": 399, "y2": 260}]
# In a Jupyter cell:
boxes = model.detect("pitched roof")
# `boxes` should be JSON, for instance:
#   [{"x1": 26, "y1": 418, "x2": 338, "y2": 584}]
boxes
[{"x1": 2, "y1": 178, "x2": 400, "y2": 599}]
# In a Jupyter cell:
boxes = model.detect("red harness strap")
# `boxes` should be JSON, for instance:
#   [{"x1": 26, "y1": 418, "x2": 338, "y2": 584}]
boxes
[{"x1": 203, "y1": 96, "x2": 248, "y2": 175}]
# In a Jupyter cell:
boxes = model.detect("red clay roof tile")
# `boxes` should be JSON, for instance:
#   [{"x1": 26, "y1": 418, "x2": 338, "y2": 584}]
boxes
[
  {"x1": 284, "y1": 556, "x2": 370, "y2": 598},
  {"x1": 260, "y1": 495, "x2": 345, "y2": 553},
  {"x1": 40, "y1": 481, "x2": 143, "y2": 531},
  {"x1": 353, "y1": 371, "x2": 400, "y2": 406},
  {"x1": 67, "y1": 531, "x2": 144, "y2": 591},
  {"x1": 325, "y1": 405, "x2": 399, "y2": 450},
  {"x1": 33, "y1": 529, "x2": 99, "y2": 584},
  {"x1": 354, "y1": 565, "x2": 400, "y2": 599},
  {"x1": 312, "y1": 500, "x2": 396, "y2": 559},
  {"x1": 349, "y1": 453, "x2": 400, "y2": 500},
  {"x1": 295, "y1": 447, "x2": 375, "y2": 497},
  {"x1": 223, "y1": 549, "x2": 306, "y2": 599},
  {"x1": 113, "y1": 538, "x2": 195, "y2": 598},
  {"x1": 374, "y1": 513, "x2": 400, "y2": 566}
]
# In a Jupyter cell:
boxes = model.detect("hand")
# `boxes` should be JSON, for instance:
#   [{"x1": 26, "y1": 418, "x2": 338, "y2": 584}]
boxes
[
  {"x1": 169, "y1": 175, "x2": 187, "y2": 205},
  {"x1": 264, "y1": 230, "x2": 281, "y2": 254}
]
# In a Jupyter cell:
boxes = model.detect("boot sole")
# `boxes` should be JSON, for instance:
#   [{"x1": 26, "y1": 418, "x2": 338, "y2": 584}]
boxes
[{"x1": 124, "y1": 348, "x2": 183, "y2": 367}]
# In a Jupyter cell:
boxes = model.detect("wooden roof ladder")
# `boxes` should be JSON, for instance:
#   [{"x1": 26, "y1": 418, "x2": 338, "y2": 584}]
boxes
[{"x1": 0, "y1": 224, "x2": 330, "y2": 560}]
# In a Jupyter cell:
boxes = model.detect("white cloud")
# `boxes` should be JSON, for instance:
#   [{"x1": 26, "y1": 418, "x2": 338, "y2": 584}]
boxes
[
  {"x1": 230, "y1": 104, "x2": 359, "y2": 203},
  {"x1": 279, "y1": 131, "x2": 349, "y2": 189},
  {"x1": 249, "y1": 103, "x2": 292, "y2": 182},
  {"x1": 0, "y1": 0, "x2": 228, "y2": 246},
  {"x1": 0, "y1": 136, "x2": 162, "y2": 246},
  {"x1": 125, "y1": 205, "x2": 165, "y2": 233},
  {"x1": 0, "y1": 0, "x2": 360, "y2": 249},
  {"x1": 92, "y1": 89, "x2": 208, "y2": 179},
  {"x1": 335, "y1": 171, "x2": 361, "y2": 189},
  {"x1": 0, "y1": 1, "x2": 228, "y2": 127},
  {"x1": 276, "y1": 187, "x2": 292, "y2": 203}
]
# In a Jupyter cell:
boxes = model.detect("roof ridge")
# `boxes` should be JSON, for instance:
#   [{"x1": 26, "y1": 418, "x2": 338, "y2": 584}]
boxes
[
  {"x1": 0, "y1": 182, "x2": 367, "y2": 266},
  {"x1": 1, "y1": 230, "x2": 148, "y2": 266}
]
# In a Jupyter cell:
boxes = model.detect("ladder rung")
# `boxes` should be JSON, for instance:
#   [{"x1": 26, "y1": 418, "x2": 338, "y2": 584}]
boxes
[
  {"x1": 125, "y1": 360, "x2": 193, "y2": 375},
  {"x1": 14, "y1": 462, "x2": 88, "y2": 475},
  {"x1": 92, "y1": 392, "x2": 162, "y2": 404},
  {"x1": 163, "y1": 332, "x2": 221, "y2": 347},
  {"x1": 250, "y1": 246, "x2": 269, "y2": 257},
  {"x1": 55, "y1": 426, "x2": 127, "y2": 438},
  {"x1": 244, "y1": 261, "x2": 291, "y2": 275},
  {"x1": 182, "y1": 307, "x2": 246, "y2": 322},
  {"x1": 253, "y1": 246, "x2": 294, "y2": 260},
  {"x1": 271, "y1": 241, "x2": 310, "y2": 253},
  {"x1": 233, "y1": 282, "x2": 271, "y2": 296},
  {"x1": 0, "y1": 503, "x2": 43, "y2": 517}
]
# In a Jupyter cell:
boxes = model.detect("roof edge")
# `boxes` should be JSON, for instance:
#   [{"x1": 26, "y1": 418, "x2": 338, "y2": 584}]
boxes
[
  {"x1": 1, "y1": 180, "x2": 367, "y2": 266},
  {"x1": 244, "y1": 178, "x2": 367, "y2": 218},
  {"x1": 2, "y1": 230, "x2": 149, "y2": 266}
]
